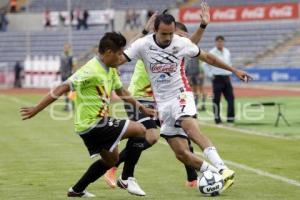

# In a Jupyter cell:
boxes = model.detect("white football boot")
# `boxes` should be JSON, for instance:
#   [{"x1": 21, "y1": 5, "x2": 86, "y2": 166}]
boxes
[{"x1": 117, "y1": 177, "x2": 146, "y2": 196}]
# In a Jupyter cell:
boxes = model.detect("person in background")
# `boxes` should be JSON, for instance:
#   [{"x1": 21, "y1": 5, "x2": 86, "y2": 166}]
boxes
[
  {"x1": 70, "y1": 9, "x2": 74, "y2": 24},
  {"x1": 132, "y1": 9, "x2": 141, "y2": 29},
  {"x1": 59, "y1": 12, "x2": 66, "y2": 27},
  {"x1": 76, "y1": 6, "x2": 87, "y2": 30},
  {"x1": 109, "y1": 9, "x2": 115, "y2": 31},
  {"x1": 82, "y1": 9, "x2": 89, "y2": 30},
  {"x1": 60, "y1": 43, "x2": 74, "y2": 111},
  {"x1": 44, "y1": 8, "x2": 51, "y2": 28},
  {"x1": 206, "y1": 35, "x2": 235, "y2": 124},
  {"x1": 14, "y1": 61, "x2": 22, "y2": 88},
  {"x1": 185, "y1": 58, "x2": 206, "y2": 111},
  {"x1": 0, "y1": 9, "x2": 9, "y2": 32},
  {"x1": 10, "y1": 0, "x2": 17, "y2": 13},
  {"x1": 123, "y1": 9, "x2": 133, "y2": 30}
]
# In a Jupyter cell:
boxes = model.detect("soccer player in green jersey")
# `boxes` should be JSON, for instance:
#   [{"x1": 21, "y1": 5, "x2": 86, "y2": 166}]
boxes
[{"x1": 20, "y1": 32, "x2": 155, "y2": 198}]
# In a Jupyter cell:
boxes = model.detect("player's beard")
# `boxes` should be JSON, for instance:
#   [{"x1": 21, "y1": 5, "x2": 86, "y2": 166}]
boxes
[{"x1": 163, "y1": 40, "x2": 171, "y2": 45}]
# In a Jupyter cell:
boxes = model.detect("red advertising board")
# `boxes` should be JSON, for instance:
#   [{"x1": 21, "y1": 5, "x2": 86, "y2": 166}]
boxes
[{"x1": 179, "y1": 3, "x2": 299, "y2": 23}]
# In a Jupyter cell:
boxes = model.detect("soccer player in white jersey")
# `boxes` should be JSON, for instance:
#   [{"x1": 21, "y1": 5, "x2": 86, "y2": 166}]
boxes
[
  {"x1": 105, "y1": 6, "x2": 211, "y2": 195},
  {"x1": 119, "y1": 12, "x2": 252, "y2": 194}
]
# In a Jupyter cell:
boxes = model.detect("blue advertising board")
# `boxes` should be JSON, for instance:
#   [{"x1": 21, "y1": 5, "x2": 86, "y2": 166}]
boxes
[{"x1": 232, "y1": 68, "x2": 300, "y2": 82}]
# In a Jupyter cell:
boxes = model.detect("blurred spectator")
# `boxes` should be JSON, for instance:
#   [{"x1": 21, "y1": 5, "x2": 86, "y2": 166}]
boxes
[
  {"x1": 0, "y1": 9, "x2": 8, "y2": 32},
  {"x1": 110, "y1": 9, "x2": 115, "y2": 31},
  {"x1": 132, "y1": 9, "x2": 141, "y2": 29},
  {"x1": 123, "y1": 9, "x2": 133, "y2": 30},
  {"x1": 185, "y1": 58, "x2": 207, "y2": 111},
  {"x1": 44, "y1": 8, "x2": 51, "y2": 28},
  {"x1": 83, "y1": 9, "x2": 89, "y2": 29},
  {"x1": 104, "y1": 8, "x2": 115, "y2": 31},
  {"x1": 14, "y1": 61, "x2": 23, "y2": 88},
  {"x1": 75, "y1": 7, "x2": 83, "y2": 29},
  {"x1": 70, "y1": 9, "x2": 74, "y2": 24},
  {"x1": 10, "y1": 0, "x2": 17, "y2": 13},
  {"x1": 59, "y1": 12, "x2": 66, "y2": 27},
  {"x1": 60, "y1": 43, "x2": 74, "y2": 111},
  {"x1": 76, "y1": 7, "x2": 88, "y2": 30}
]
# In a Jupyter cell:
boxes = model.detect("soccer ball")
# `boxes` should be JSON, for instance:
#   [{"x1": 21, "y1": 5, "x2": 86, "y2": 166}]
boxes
[{"x1": 197, "y1": 170, "x2": 224, "y2": 196}]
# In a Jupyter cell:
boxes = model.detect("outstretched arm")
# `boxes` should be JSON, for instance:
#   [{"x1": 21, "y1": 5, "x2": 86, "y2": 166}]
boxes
[
  {"x1": 20, "y1": 82, "x2": 71, "y2": 120},
  {"x1": 115, "y1": 87, "x2": 156, "y2": 117},
  {"x1": 198, "y1": 50, "x2": 252, "y2": 82},
  {"x1": 189, "y1": 2, "x2": 210, "y2": 44}
]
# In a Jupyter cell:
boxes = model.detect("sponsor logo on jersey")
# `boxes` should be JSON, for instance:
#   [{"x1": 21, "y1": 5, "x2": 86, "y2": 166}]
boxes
[
  {"x1": 149, "y1": 45, "x2": 158, "y2": 51},
  {"x1": 155, "y1": 73, "x2": 171, "y2": 84},
  {"x1": 150, "y1": 63, "x2": 177, "y2": 73},
  {"x1": 172, "y1": 46, "x2": 179, "y2": 54}
]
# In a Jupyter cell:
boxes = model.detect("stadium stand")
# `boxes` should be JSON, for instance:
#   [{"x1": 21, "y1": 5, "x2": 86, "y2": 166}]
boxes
[
  {"x1": 187, "y1": 20, "x2": 300, "y2": 66},
  {"x1": 0, "y1": 27, "x2": 105, "y2": 66},
  {"x1": 28, "y1": 0, "x2": 180, "y2": 12},
  {"x1": 1, "y1": 0, "x2": 299, "y2": 85},
  {"x1": 191, "y1": 0, "x2": 299, "y2": 7},
  {"x1": 253, "y1": 36, "x2": 300, "y2": 67},
  {"x1": 1, "y1": 19, "x2": 298, "y2": 67}
]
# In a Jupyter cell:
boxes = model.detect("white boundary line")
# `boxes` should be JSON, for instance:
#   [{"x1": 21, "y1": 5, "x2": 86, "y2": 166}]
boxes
[
  {"x1": 236, "y1": 85, "x2": 300, "y2": 92},
  {"x1": 199, "y1": 121, "x2": 300, "y2": 140},
  {"x1": 158, "y1": 140, "x2": 300, "y2": 188}
]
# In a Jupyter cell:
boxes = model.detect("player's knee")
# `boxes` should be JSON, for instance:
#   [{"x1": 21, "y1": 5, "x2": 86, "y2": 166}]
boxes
[
  {"x1": 146, "y1": 129, "x2": 159, "y2": 145},
  {"x1": 137, "y1": 123, "x2": 146, "y2": 137},
  {"x1": 175, "y1": 149, "x2": 190, "y2": 163},
  {"x1": 104, "y1": 154, "x2": 119, "y2": 167},
  {"x1": 125, "y1": 122, "x2": 146, "y2": 138}
]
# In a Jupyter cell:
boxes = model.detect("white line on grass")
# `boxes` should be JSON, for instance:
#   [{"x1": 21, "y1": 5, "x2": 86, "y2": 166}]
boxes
[
  {"x1": 158, "y1": 140, "x2": 300, "y2": 187},
  {"x1": 237, "y1": 85, "x2": 300, "y2": 92},
  {"x1": 3, "y1": 94, "x2": 300, "y2": 187},
  {"x1": 199, "y1": 121, "x2": 300, "y2": 140}
]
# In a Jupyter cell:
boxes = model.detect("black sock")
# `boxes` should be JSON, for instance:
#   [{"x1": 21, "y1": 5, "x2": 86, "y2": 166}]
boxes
[
  {"x1": 116, "y1": 148, "x2": 127, "y2": 167},
  {"x1": 116, "y1": 137, "x2": 152, "y2": 168},
  {"x1": 143, "y1": 139, "x2": 152, "y2": 150},
  {"x1": 184, "y1": 139, "x2": 198, "y2": 181},
  {"x1": 72, "y1": 159, "x2": 110, "y2": 193},
  {"x1": 122, "y1": 137, "x2": 146, "y2": 180}
]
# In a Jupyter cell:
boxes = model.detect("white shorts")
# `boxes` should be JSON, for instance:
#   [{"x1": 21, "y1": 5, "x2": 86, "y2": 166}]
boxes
[{"x1": 157, "y1": 92, "x2": 197, "y2": 138}]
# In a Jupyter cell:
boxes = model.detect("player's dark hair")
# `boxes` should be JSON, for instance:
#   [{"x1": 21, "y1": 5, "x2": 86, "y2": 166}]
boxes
[
  {"x1": 154, "y1": 13, "x2": 176, "y2": 31},
  {"x1": 215, "y1": 35, "x2": 225, "y2": 41},
  {"x1": 98, "y1": 32, "x2": 126, "y2": 54},
  {"x1": 175, "y1": 22, "x2": 188, "y2": 33}
]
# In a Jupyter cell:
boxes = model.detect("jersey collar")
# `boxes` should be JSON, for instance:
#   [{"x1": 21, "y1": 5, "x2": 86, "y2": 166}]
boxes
[
  {"x1": 95, "y1": 56, "x2": 110, "y2": 73},
  {"x1": 153, "y1": 34, "x2": 171, "y2": 49}
]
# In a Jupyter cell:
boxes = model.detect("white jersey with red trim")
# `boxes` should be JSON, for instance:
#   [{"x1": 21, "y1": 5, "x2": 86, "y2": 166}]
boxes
[{"x1": 124, "y1": 34, "x2": 200, "y2": 103}]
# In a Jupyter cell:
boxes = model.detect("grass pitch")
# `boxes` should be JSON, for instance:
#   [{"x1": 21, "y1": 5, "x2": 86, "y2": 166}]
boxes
[{"x1": 0, "y1": 94, "x2": 299, "y2": 200}]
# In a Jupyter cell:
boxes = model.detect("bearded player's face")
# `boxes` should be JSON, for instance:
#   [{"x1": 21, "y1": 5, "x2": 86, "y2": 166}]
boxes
[{"x1": 155, "y1": 22, "x2": 175, "y2": 46}]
